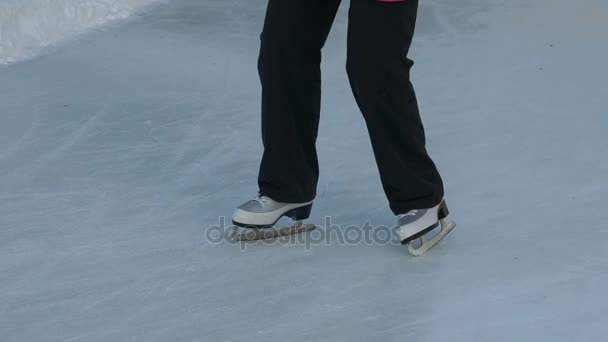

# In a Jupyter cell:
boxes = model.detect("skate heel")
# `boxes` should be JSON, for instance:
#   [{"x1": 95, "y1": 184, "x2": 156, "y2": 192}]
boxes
[
  {"x1": 405, "y1": 200, "x2": 456, "y2": 256},
  {"x1": 285, "y1": 203, "x2": 313, "y2": 221},
  {"x1": 438, "y1": 200, "x2": 449, "y2": 220}
]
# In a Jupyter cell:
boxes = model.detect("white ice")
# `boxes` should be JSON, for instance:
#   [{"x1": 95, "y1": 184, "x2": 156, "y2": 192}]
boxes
[
  {"x1": 1, "y1": 0, "x2": 608, "y2": 341},
  {"x1": 0, "y1": 0, "x2": 162, "y2": 64}
]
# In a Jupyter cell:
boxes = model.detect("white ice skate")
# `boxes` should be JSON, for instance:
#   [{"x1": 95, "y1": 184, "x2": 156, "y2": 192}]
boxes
[
  {"x1": 397, "y1": 200, "x2": 456, "y2": 256},
  {"x1": 231, "y1": 196, "x2": 315, "y2": 241}
]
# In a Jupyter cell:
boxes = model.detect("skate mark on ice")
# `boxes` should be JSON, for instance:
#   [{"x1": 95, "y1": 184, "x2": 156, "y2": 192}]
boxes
[
  {"x1": 0, "y1": 109, "x2": 40, "y2": 163},
  {"x1": 36, "y1": 92, "x2": 113, "y2": 166}
]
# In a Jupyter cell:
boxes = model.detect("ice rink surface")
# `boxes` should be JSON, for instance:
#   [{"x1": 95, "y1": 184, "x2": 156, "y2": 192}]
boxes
[{"x1": 1, "y1": 0, "x2": 607, "y2": 341}]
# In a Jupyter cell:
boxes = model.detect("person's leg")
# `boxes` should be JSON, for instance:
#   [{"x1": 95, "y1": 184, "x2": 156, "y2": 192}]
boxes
[
  {"x1": 258, "y1": 0, "x2": 342, "y2": 203},
  {"x1": 346, "y1": 0, "x2": 444, "y2": 214}
]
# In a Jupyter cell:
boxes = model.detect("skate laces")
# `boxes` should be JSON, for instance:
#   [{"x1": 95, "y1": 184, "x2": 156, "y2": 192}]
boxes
[
  {"x1": 398, "y1": 210, "x2": 419, "y2": 219},
  {"x1": 254, "y1": 196, "x2": 272, "y2": 206}
]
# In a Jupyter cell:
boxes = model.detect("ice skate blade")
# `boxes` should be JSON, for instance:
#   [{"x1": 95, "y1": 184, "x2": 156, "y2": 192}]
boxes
[
  {"x1": 231, "y1": 224, "x2": 316, "y2": 241},
  {"x1": 407, "y1": 220, "x2": 456, "y2": 256}
]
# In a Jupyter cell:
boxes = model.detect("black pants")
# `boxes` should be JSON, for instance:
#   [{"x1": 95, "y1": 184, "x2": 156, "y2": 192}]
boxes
[{"x1": 257, "y1": 0, "x2": 444, "y2": 215}]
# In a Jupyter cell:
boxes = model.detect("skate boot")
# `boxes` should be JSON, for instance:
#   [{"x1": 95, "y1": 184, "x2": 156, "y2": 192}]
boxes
[
  {"x1": 231, "y1": 196, "x2": 315, "y2": 241},
  {"x1": 397, "y1": 200, "x2": 456, "y2": 256}
]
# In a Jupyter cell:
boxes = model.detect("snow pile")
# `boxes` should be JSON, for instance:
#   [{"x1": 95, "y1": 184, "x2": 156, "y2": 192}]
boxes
[{"x1": 0, "y1": 0, "x2": 160, "y2": 64}]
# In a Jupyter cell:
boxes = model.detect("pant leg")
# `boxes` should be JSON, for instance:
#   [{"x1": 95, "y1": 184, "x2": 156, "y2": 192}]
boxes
[
  {"x1": 258, "y1": 0, "x2": 342, "y2": 203},
  {"x1": 346, "y1": 0, "x2": 444, "y2": 214}
]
